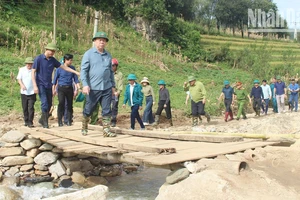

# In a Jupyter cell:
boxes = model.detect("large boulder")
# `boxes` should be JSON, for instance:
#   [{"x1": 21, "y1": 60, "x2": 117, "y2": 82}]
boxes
[
  {"x1": 49, "y1": 160, "x2": 66, "y2": 177},
  {"x1": 166, "y1": 168, "x2": 190, "y2": 184},
  {"x1": 43, "y1": 185, "x2": 108, "y2": 200},
  {"x1": 34, "y1": 152, "x2": 59, "y2": 166},
  {"x1": 0, "y1": 147, "x2": 24, "y2": 157},
  {"x1": 0, "y1": 186, "x2": 21, "y2": 200},
  {"x1": 2, "y1": 156, "x2": 33, "y2": 166},
  {"x1": 1, "y1": 130, "x2": 25, "y2": 143},
  {"x1": 20, "y1": 138, "x2": 42, "y2": 150},
  {"x1": 61, "y1": 158, "x2": 94, "y2": 173}
]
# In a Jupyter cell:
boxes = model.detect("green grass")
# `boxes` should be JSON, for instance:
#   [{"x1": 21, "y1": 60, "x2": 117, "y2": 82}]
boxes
[{"x1": 0, "y1": 0, "x2": 295, "y2": 116}]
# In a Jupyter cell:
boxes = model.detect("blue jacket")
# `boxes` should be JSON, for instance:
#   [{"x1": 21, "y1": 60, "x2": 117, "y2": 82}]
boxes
[{"x1": 123, "y1": 83, "x2": 143, "y2": 106}]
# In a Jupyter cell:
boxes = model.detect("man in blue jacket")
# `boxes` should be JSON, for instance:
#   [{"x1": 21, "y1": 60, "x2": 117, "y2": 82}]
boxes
[
  {"x1": 81, "y1": 31, "x2": 116, "y2": 137},
  {"x1": 122, "y1": 74, "x2": 145, "y2": 130},
  {"x1": 250, "y1": 80, "x2": 264, "y2": 117},
  {"x1": 288, "y1": 79, "x2": 299, "y2": 112}
]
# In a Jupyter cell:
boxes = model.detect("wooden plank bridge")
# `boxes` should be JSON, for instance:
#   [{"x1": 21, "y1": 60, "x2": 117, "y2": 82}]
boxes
[{"x1": 20, "y1": 123, "x2": 278, "y2": 168}]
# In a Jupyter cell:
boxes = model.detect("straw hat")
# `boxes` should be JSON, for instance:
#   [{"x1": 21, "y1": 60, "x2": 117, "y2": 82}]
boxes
[{"x1": 141, "y1": 77, "x2": 149, "y2": 84}]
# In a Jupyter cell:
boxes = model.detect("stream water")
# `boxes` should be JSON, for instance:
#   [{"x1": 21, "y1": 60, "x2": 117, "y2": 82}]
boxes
[{"x1": 11, "y1": 167, "x2": 170, "y2": 200}]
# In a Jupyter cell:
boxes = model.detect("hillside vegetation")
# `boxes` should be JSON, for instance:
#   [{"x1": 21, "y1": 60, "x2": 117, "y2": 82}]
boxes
[{"x1": 0, "y1": 0, "x2": 297, "y2": 117}]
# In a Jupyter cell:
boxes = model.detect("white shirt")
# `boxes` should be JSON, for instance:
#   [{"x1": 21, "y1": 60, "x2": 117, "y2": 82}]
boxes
[
  {"x1": 261, "y1": 84, "x2": 272, "y2": 99},
  {"x1": 17, "y1": 66, "x2": 34, "y2": 95},
  {"x1": 129, "y1": 83, "x2": 135, "y2": 106}
]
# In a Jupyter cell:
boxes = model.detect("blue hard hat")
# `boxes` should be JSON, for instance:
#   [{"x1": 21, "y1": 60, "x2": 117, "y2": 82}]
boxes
[
  {"x1": 224, "y1": 80, "x2": 230, "y2": 86},
  {"x1": 158, "y1": 80, "x2": 166, "y2": 85},
  {"x1": 127, "y1": 74, "x2": 137, "y2": 80}
]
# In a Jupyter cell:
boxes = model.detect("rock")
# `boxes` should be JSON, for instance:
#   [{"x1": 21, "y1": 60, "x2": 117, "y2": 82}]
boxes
[
  {"x1": 62, "y1": 152, "x2": 77, "y2": 158},
  {"x1": 61, "y1": 158, "x2": 94, "y2": 173},
  {"x1": 4, "y1": 166, "x2": 19, "y2": 177},
  {"x1": 26, "y1": 148, "x2": 40, "y2": 158},
  {"x1": 77, "y1": 155, "x2": 90, "y2": 159},
  {"x1": 0, "y1": 176, "x2": 20, "y2": 186},
  {"x1": 52, "y1": 147, "x2": 63, "y2": 153},
  {"x1": 123, "y1": 165, "x2": 138, "y2": 174},
  {"x1": 166, "y1": 168, "x2": 190, "y2": 184},
  {"x1": 0, "y1": 147, "x2": 24, "y2": 157},
  {"x1": 66, "y1": 168, "x2": 71, "y2": 176},
  {"x1": 33, "y1": 182, "x2": 54, "y2": 189},
  {"x1": 84, "y1": 176, "x2": 108, "y2": 187},
  {"x1": 88, "y1": 157, "x2": 102, "y2": 166},
  {"x1": 0, "y1": 186, "x2": 21, "y2": 200},
  {"x1": 2, "y1": 156, "x2": 33, "y2": 166},
  {"x1": 60, "y1": 175, "x2": 71, "y2": 180},
  {"x1": 20, "y1": 138, "x2": 42, "y2": 150},
  {"x1": 49, "y1": 160, "x2": 66, "y2": 177},
  {"x1": 42, "y1": 185, "x2": 108, "y2": 200},
  {"x1": 1, "y1": 130, "x2": 26, "y2": 143},
  {"x1": 23, "y1": 176, "x2": 53, "y2": 184},
  {"x1": 35, "y1": 170, "x2": 49, "y2": 176},
  {"x1": 51, "y1": 172, "x2": 59, "y2": 180},
  {"x1": 0, "y1": 171, "x2": 2, "y2": 181},
  {"x1": 71, "y1": 171, "x2": 85, "y2": 185},
  {"x1": 3, "y1": 142, "x2": 20, "y2": 147},
  {"x1": 34, "y1": 164, "x2": 48, "y2": 171},
  {"x1": 39, "y1": 143, "x2": 54, "y2": 151},
  {"x1": 100, "y1": 165, "x2": 122, "y2": 177},
  {"x1": 34, "y1": 152, "x2": 59, "y2": 166},
  {"x1": 20, "y1": 164, "x2": 34, "y2": 171},
  {"x1": 59, "y1": 178, "x2": 73, "y2": 188}
]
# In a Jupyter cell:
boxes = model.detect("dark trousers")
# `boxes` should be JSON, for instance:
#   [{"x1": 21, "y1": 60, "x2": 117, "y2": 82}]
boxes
[
  {"x1": 155, "y1": 100, "x2": 172, "y2": 119},
  {"x1": 142, "y1": 96, "x2": 154, "y2": 123},
  {"x1": 58, "y1": 86, "x2": 73, "y2": 121},
  {"x1": 253, "y1": 98, "x2": 262, "y2": 112},
  {"x1": 21, "y1": 94, "x2": 36, "y2": 124},
  {"x1": 224, "y1": 99, "x2": 232, "y2": 112},
  {"x1": 130, "y1": 104, "x2": 145, "y2": 129},
  {"x1": 38, "y1": 85, "x2": 52, "y2": 113},
  {"x1": 111, "y1": 95, "x2": 119, "y2": 122},
  {"x1": 83, "y1": 88, "x2": 112, "y2": 118},
  {"x1": 191, "y1": 100, "x2": 206, "y2": 117},
  {"x1": 261, "y1": 98, "x2": 270, "y2": 114}
]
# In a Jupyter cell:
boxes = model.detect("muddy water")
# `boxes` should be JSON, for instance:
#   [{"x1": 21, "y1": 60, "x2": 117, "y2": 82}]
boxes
[{"x1": 107, "y1": 167, "x2": 170, "y2": 200}]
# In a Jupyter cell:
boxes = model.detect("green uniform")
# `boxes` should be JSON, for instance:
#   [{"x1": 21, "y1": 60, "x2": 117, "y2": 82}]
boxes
[
  {"x1": 234, "y1": 88, "x2": 248, "y2": 119},
  {"x1": 114, "y1": 71, "x2": 123, "y2": 94}
]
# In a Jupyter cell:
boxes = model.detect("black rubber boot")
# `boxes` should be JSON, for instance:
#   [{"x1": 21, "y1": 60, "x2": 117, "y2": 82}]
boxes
[
  {"x1": 58, "y1": 112, "x2": 63, "y2": 127},
  {"x1": 66, "y1": 112, "x2": 72, "y2": 126},
  {"x1": 43, "y1": 112, "x2": 49, "y2": 128}
]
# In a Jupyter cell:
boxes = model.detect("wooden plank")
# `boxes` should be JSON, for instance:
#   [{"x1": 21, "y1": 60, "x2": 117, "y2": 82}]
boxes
[
  {"x1": 140, "y1": 141, "x2": 278, "y2": 165},
  {"x1": 46, "y1": 138, "x2": 70, "y2": 143}
]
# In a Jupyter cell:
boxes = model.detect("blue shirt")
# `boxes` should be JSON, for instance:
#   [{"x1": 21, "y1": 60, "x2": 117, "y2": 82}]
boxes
[
  {"x1": 80, "y1": 48, "x2": 115, "y2": 90},
  {"x1": 222, "y1": 86, "x2": 234, "y2": 99},
  {"x1": 250, "y1": 86, "x2": 264, "y2": 99},
  {"x1": 289, "y1": 83, "x2": 299, "y2": 95},
  {"x1": 274, "y1": 82, "x2": 286, "y2": 95},
  {"x1": 32, "y1": 54, "x2": 61, "y2": 88},
  {"x1": 52, "y1": 65, "x2": 80, "y2": 86}
]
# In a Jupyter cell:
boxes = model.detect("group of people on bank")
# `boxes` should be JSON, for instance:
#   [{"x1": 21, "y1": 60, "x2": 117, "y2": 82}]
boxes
[
  {"x1": 218, "y1": 76, "x2": 299, "y2": 122},
  {"x1": 17, "y1": 31, "x2": 299, "y2": 137}
]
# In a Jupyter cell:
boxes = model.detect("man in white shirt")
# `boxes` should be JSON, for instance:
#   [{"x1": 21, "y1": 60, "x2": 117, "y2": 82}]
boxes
[
  {"x1": 261, "y1": 80, "x2": 272, "y2": 115},
  {"x1": 17, "y1": 57, "x2": 36, "y2": 127}
]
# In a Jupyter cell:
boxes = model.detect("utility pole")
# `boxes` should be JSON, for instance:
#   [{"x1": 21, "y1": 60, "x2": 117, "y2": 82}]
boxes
[
  {"x1": 92, "y1": 11, "x2": 99, "y2": 47},
  {"x1": 53, "y1": 0, "x2": 57, "y2": 43}
]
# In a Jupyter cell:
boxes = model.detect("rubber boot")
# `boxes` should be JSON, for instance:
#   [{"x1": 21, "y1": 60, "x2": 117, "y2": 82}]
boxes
[
  {"x1": 205, "y1": 113, "x2": 211, "y2": 123},
  {"x1": 66, "y1": 112, "x2": 72, "y2": 126},
  {"x1": 82, "y1": 116, "x2": 90, "y2": 136},
  {"x1": 256, "y1": 110, "x2": 260, "y2": 117},
  {"x1": 57, "y1": 111, "x2": 63, "y2": 126},
  {"x1": 152, "y1": 115, "x2": 160, "y2": 126},
  {"x1": 111, "y1": 117, "x2": 117, "y2": 127},
  {"x1": 192, "y1": 117, "x2": 198, "y2": 127},
  {"x1": 43, "y1": 112, "x2": 49, "y2": 128},
  {"x1": 228, "y1": 111, "x2": 234, "y2": 121},
  {"x1": 224, "y1": 112, "x2": 229, "y2": 122},
  {"x1": 103, "y1": 116, "x2": 116, "y2": 137},
  {"x1": 169, "y1": 119, "x2": 173, "y2": 126},
  {"x1": 39, "y1": 113, "x2": 44, "y2": 127},
  {"x1": 198, "y1": 116, "x2": 202, "y2": 123}
]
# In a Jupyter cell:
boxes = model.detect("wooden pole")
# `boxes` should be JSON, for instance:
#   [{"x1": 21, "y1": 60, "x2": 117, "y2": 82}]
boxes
[
  {"x1": 53, "y1": 0, "x2": 57, "y2": 43},
  {"x1": 92, "y1": 11, "x2": 99, "y2": 47}
]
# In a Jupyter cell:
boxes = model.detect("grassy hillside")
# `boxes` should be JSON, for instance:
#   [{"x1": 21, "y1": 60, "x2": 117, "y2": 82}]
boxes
[{"x1": 0, "y1": 0, "x2": 294, "y2": 117}]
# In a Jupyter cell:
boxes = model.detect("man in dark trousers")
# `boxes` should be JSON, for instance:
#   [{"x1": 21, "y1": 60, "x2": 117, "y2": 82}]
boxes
[
  {"x1": 52, "y1": 54, "x2": 80, "y2": 126},
  {"x1": 250, "y1": 80, "x2": 264, "y2": 117},
  {"x1": 31, "y1": 43, "x2": 80, "y2": 128}
]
